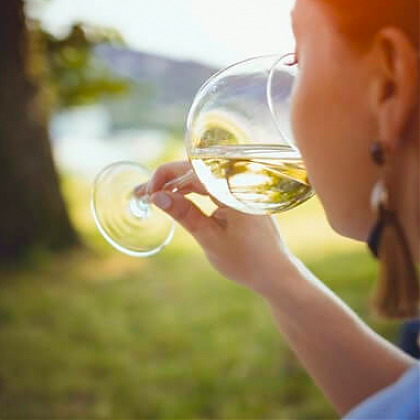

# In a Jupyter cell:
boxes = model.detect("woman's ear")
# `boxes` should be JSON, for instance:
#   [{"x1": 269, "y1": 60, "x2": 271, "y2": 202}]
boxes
[{"x1": 371, "y1": 27, "x2": 419, "y2": 152}]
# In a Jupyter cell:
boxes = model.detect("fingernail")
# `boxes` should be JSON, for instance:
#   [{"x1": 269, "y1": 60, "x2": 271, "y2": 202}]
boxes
[{"x1": 152, "y1": 192, "x2": 172, "y2": 210}]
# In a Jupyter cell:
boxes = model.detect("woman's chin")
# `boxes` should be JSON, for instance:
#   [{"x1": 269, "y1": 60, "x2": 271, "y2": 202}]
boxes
[{"x1": 325, "y1": 209, "x2": 372, "y2": 243}]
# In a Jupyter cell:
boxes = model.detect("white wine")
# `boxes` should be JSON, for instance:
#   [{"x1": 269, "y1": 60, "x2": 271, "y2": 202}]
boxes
[{"x1": 190, "y1": 144, "x2": 314, "y2": 215}]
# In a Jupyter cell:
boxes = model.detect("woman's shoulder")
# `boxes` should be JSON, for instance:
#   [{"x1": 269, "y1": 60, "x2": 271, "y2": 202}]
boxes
[{"x1": 344, "y1": 362, "x2": 419, "y2": 420}]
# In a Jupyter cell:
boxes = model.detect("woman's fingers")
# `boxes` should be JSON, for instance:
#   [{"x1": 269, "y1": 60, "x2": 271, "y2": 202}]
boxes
[
  {"x1": 134, "y1": 161, "x2": 207, "y2": 197},
  {"x1": 151, "y1": 191, "x2": 220, "y2": 240},
  {"x1": 134, "y1": 161, "x2": 230, "y2": 242},
  {"x1": 149, "y1": 161, "x2": 192, "y2": 193}
]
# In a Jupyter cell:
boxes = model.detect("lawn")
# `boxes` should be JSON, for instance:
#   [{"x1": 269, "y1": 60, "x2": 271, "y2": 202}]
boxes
[{"x1": 0, "y1": 174, "x2": 400, "y2": 419}]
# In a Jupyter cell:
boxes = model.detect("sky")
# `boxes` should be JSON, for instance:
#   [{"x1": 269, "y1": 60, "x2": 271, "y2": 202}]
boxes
[{"x1": 32, "y1": 0, "x2": 296, "y2": 67}]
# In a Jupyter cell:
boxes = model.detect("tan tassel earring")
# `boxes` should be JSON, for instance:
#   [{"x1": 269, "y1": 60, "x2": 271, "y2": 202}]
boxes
[{"x1": 367, "y1": 141, "x2": 419, "y2": 319}]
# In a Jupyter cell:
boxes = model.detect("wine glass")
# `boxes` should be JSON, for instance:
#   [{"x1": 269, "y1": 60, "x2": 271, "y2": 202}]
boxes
[{"x1": 91, "y1": 53, "x2": 315, "y2": 257}]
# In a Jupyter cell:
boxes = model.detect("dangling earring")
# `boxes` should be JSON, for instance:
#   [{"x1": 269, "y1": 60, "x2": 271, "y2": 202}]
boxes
[{"x1": 367, "y1": 141, "x2": 419, "y2": 319}]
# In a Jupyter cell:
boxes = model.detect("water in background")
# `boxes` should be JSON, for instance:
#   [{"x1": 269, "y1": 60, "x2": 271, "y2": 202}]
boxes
[{"x1": 50, "y1": 104, "x2": 169, "y2": 182}]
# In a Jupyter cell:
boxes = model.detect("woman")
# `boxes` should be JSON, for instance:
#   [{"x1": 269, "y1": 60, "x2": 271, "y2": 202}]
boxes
[{"x1": 140, "y1": 0, "x2": 419, "y2": 417}]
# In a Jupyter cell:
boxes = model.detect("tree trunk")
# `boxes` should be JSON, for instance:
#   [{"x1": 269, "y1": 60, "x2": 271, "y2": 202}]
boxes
[{"x1": 0, "y1": 0, "x2": 79, "y2": 264}]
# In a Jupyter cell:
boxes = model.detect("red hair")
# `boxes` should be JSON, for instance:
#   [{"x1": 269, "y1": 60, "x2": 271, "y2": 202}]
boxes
[{"x1": 318, "y1": 0, "x2": 419, "y2": 51}]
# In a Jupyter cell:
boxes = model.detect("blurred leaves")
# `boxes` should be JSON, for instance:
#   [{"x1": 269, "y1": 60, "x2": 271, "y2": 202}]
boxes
[{"x1": 28, "y1": 20, "x2": 131, "y2": 112}]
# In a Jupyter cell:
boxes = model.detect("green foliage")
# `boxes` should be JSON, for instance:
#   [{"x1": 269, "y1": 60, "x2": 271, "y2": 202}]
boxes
[{"x1": 29, "y1": 21, "x2": 131, "y2": 111}]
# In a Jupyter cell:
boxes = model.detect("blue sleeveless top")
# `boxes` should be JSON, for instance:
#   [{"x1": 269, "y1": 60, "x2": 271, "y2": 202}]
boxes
[{"x1": 343, "y1": 363, "x2": 419, "y2": 420}]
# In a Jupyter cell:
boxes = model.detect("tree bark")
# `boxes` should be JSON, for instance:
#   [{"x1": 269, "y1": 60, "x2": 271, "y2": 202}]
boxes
[{"x1": 0, "y1": 0, "x2": 79, "y2": 264}]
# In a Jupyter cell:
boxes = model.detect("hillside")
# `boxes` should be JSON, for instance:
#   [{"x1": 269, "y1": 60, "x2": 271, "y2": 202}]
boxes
[{"x1": 94, "y1": 44, "x2": 218, "y2": 134}]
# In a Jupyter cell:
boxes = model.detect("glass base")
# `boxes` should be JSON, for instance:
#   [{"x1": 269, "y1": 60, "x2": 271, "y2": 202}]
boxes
[{"x1": 91, "y1": 161, "x2": 175, "y2": 257}]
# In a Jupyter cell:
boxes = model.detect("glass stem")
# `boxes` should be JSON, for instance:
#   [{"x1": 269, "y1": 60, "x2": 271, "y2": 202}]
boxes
[
  {"x1": 136, "y1": 169, "x2": 196, "y2": 205},
  {"x1": 161, "y1": 169, "x2": 196, "y2": 193}
]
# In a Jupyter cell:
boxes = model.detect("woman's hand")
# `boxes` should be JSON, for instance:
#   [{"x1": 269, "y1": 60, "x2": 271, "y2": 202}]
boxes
[{"x1": 136, "y1": 160, "x2": 293, "y2": 297}]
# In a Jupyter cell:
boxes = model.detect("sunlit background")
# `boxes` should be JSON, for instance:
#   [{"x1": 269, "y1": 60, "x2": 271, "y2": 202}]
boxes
[
  {"x1": 0, "y1": 0, "x2": 403, "y2": 418},
  {"x1": 29, "y1": 0, "x2": 296, "y2": 179},
  {"x1": 36, "y1": 0, "x2": 296, "y2": 66}
]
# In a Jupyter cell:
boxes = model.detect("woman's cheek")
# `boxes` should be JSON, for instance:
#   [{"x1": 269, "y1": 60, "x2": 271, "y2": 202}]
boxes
[{"x1": 290, "y1": 75, "x2": 332, "y2": 200}]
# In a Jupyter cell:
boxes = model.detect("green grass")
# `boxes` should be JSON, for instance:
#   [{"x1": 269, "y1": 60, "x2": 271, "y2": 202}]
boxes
[{"x1": 0, "y1": 175, "x2": 401, "y2": 419}]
